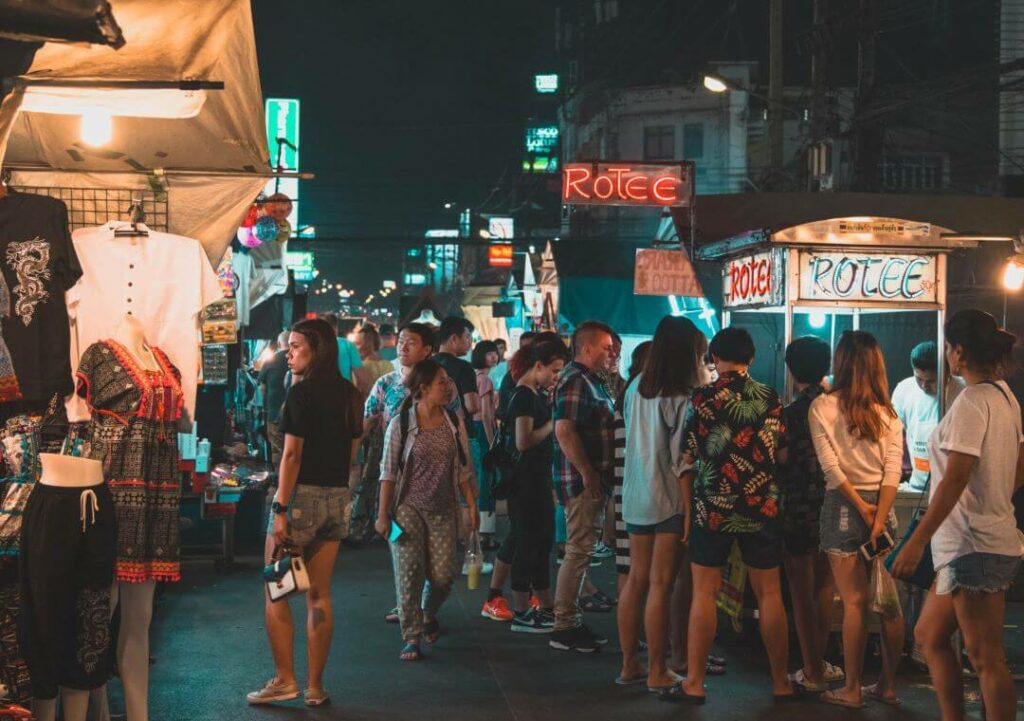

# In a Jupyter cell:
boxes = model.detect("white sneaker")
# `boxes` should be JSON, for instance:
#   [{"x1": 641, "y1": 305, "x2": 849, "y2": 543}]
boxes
[{"x1": 247, "y1": 678, "x2": 299, "y2": 704}]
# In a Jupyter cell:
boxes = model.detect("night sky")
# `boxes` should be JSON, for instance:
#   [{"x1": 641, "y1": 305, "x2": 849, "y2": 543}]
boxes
[{"x1": 252, "y1": 0, "x2": 550, "y2": 305}]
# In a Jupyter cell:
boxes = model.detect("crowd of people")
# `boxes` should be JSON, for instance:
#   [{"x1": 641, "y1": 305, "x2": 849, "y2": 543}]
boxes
[{"x1": 249, "y1": 308, "x2": 1023, "y2": 721}]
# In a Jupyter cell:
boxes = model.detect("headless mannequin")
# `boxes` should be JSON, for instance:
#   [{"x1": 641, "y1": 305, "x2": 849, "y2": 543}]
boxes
[
  {"x1": 33, "y1": 454, "x2": 104, "y2": 721},
  {"x1": 89, "y1": 315, "x2": 160, "y2": 721}
]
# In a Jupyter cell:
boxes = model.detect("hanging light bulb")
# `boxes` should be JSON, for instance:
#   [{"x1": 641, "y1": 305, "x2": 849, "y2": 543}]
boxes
[
  {"x1": 81, "y1": 109, "x2": 113, "y2": 146},
  {"x1": 1003, "y1": 257, "x2": 1024, "y2": 292},
  {"x1": 808, "y1": 309, "x2": 829, "y2": 329}
]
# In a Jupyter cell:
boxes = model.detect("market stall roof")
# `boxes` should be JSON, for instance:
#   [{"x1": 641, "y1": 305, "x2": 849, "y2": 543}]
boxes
[
  {"x1": 672, "y1": 192, "x2": 1024, "y2": 247},
  {"x1": 0, "y1": 0, "x2": 270, "y2": 262}
]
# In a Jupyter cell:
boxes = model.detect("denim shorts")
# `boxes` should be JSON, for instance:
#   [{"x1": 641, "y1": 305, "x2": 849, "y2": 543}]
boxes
[
  {"x1": 936, "y1": 552, "x2": 1022, "y2": 595},
  {"x1": 819, "y1": 489, "x2": 897, "y2": 556},
  {"x1": 626, "y1": 514, "x2": 683, "y2": 535},
  {"x1": 267, "y1": 484, "x2": 349, "y2": 546}
]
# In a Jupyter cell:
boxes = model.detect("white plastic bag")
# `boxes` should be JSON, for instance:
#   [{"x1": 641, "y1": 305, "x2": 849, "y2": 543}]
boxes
[{"x1": 869, "y1": 557, "x2": 902, "y2": 618}]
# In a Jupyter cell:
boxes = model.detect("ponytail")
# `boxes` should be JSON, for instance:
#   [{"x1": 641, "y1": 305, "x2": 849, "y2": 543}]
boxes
[{"x1": 946, "y1": 309, "x2": 1017, "y2": 374}]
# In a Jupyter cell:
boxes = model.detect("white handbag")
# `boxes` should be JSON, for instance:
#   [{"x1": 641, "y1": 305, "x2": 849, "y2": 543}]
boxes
[{"x1": 263, "y1": 546, "x2": 310, "y2": 603}]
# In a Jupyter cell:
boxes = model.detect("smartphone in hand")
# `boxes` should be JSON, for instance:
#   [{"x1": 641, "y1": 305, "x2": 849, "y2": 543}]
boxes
[{"x1": 860, "y1": 531, "x2": 896, "y2": 561}]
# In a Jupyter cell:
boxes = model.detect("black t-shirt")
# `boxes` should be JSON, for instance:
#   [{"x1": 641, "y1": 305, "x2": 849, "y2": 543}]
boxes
[
  {"x1": 498, "y1": 372, "x2": 517, "y2": 419},
  {"x1": 507, "y1": 385, "x2": 553, "y2": 472},
  {"x1": 258, "y1": 350, "x2": 289, "y2": 422},
  {"x1": 279, "y1": 374, "x2": 362, "y2": 487},
  {"x1": 435, "y1": 352, "x2": 477, "y2": 400},
  {"x1": 0, "y1": 192, "x2": 81, "y2": 403}
]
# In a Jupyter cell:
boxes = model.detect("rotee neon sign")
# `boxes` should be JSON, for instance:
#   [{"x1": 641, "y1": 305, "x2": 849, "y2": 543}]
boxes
[{"x1": 562, "y1": 162, "x2": 694, "y2": 207}]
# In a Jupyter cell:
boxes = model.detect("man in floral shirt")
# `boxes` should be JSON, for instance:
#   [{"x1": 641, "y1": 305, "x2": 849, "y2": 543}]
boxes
[{"x1": 671, "y1": 327, "x2": 801, "y2": 704}]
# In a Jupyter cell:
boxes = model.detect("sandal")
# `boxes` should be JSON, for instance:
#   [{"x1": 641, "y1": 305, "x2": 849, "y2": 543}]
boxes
[
  {"x1": 655, "y1": 683, "x2": 706, "y2": 705},
  {"x1": 423, "y1": 619, "x2": 441, "y2": 644},
  {"x1": 614, "y1": 671, "x2": 647, "y2": 686},
  {"x1": 862, "y1": 684, "x2": 901, "y2": 706},
  {"x1": 708, "y1": 654, "x2": 726, "y2": 666},
  {"x1": 579, "y1": 595, "x2": 613, "y2": 613},
  {"x1": 400, "y1": 642, "x2": 422, "y2": 661},
  {"x1": 821, "y1": 689, "x2": 865, "y2": 709},
  {"x1": 384, "y1": 607, "x2": 399, "y2": 624}
]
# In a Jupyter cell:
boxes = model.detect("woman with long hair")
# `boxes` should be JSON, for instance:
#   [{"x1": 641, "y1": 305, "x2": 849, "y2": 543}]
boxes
[
  {"x1": 617, "y1": 316, "x2": 706, "y2": 689},
  {"x1": 809, "y1": 331, "x2": 904, "y2": 708},
  {"x1": 376, "y1": 360, "x2": 479, "y2": 660},
  {"x1": 249, "y1": 319, "x2": 363, "y2": 707},
  {"x1": 892, "y1": 311, "x2": 1022, "y2": 721},
  {"x1": 470, "y1": 340, "x2": 501, "y2": 548}
]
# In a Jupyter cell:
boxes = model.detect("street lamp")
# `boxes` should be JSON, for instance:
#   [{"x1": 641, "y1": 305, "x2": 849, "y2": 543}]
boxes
[{"x1": 702, "y1": 75, "x2": 728, "y2": 93}]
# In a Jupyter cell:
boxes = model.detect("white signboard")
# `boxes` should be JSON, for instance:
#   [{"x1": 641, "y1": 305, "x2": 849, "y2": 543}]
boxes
[
  {"x1": 798, "y1": 251, "x2": 937, "y2": 302},
  {"x1": 723, "y1": 250, "x2": 784, "y2": 308}
]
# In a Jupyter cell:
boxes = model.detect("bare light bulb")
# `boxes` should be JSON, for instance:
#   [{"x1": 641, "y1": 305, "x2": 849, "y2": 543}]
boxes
[
  {"x1": 1003, "y1": 258, "x2": 1024, "y2": 292},
  {"x1": 81, "y1": 110, "x2": 112, "y2": 146}
]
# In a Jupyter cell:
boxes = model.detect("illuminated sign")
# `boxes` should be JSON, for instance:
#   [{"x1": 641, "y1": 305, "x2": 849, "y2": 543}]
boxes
[
  {"x1": 488, "y1": 244, "x2": 514, "y2": 268},
  {"x1": 425, "y1": 229, "x2": 459, "y2": 238},
  {"x1": 525, "y1": 125, "x2": 559, "y2": 153},
  {"x1": 488, "y1": 217, "x2": 514, "y2": 239},
  {"x1": 284, "y1": 251, "x2": 314, "y2": 271},
  {"x1": 562, "y1": 162, "x2": 694, "y2": 207},
  {"x1": 634, "y1": 249, "x2": 703, "y2": 297},
  {"x1": 294, "y1": 269, "x2": 315, "y2": 282},
  {"x1": 404, "y1": 272, "x2": 428, "y2": 286},
  {"x1": 534, "y1": 74, "x2": 559, "y2": 94},
  {"x1": 837, "y1": 220, "x2": 930, "y2": 237},
  {"x1": 264, "y1": 98, "x2": 300, "y2": 231},
  {"x1": 798, "y1": 251, "x2": 937, "y2": 303},
  {"x1": 724, "y1": 251, "x2": 785, "y2": 308},
  {"x1": 382, "y1": 280, "x2": 397, "y2": 290},
  {"x1": 523, "y1": 156, "x2": 558, "y2": 174}
]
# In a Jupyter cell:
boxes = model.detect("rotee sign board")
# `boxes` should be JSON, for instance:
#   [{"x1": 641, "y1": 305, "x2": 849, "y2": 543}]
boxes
[
  {"x1": 798, "y1": 251, "x2": 937, "y2": 303},
  {"x1": 562, "y1": 162, "x2": 694, "y2": 207},
  {"x1": 723, "y1": 251, "x2": 784, "y2": 308}
]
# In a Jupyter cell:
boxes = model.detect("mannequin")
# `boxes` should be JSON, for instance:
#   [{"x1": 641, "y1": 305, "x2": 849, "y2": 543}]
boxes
[
  {"x1": 86, "y1": 316, "x2": 179, "y2": 721},
  {"x1": 27, "y1": 453, "x2": 111, "y2": 721}
]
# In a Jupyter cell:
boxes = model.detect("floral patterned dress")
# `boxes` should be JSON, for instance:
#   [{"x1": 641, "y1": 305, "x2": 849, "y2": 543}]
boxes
[{"x1": 76, "y1": 340, "x2": 183, "y2": 583}]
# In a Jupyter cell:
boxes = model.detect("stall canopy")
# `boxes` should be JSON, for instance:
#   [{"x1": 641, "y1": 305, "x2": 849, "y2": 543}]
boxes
[
  {"x1": 0, "y1": 0, "x2": 269, "y2": 263},
  {"x1": 673, "y1": 192, "x2": 1024, "y2": 245}
]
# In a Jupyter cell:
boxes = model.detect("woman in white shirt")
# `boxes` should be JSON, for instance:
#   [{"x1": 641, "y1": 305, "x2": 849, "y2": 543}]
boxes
[
  {"x1": 809, "y1": 331, "x2": 904, "y2": 709},
  {"x1": 616, "y1": 316, "x2": 706, "y2": 690},
  {"x1": 892, "y1": 310, "x2": 1023, "y2": 721}
]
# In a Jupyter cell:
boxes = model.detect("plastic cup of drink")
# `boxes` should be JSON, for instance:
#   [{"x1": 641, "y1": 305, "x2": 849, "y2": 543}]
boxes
[{"x1": 468, "y1": 563, "x2": 481, "y2": 590}]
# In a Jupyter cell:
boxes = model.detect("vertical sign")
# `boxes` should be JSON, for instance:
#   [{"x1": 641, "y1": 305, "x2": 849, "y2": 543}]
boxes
[{"x1": 264, "y1": 98, "x2": 300, "y2": 232}]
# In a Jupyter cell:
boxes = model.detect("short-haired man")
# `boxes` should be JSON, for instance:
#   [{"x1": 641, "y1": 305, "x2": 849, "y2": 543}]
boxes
[
  {"x1": 892, "y1": 341, "x2": 965, "y2": 491},
  {"x1": 435, "y1": 316, "x2": 479, "y2": 417},
  {"x1": 780, "y1": 336, "x2": 840, "y2": 692},
  {"x1": 671, "y1": 327, "x2": 799, "y2": 703},
  {"x1": 379, "y1": 324, "x2": 398, "y2": 362},
  {"x1": 549, "y1": 321, "x2": 616, "y2": 653}
]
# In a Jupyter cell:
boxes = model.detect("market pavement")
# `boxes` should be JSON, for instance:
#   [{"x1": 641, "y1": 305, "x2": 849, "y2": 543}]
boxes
[{"x1": 134, "y1": 542, "x2": 1019, "y2": 721}]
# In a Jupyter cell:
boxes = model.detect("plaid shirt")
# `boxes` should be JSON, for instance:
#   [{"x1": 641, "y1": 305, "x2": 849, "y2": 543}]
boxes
[{"x1": 552, "y1": 361, "x2": 615, "y2": 503}]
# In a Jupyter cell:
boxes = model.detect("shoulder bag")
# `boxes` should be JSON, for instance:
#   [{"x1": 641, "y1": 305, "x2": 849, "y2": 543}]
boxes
[{"x1": 263, "y1": 543, "x2": 310, "y2": 603}]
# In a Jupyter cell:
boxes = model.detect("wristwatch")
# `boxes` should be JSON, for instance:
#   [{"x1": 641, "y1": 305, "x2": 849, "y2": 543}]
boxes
[{"x1": 271, "y1": 500, "x2": 289, "y2": 515}]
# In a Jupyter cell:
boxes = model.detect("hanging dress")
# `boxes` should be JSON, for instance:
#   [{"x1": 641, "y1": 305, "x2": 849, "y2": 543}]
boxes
[{"x1": 76, "y1": 340, "x2": 183, "y2": 583}]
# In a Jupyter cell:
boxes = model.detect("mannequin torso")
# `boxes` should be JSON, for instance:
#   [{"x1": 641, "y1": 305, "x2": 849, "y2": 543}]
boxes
[
  {"x1": 112, "y1": 314, "x2": 159, "y2": 372},
  {"x1": 39, "y1": 453, "x2": 103, "y2": 488}
]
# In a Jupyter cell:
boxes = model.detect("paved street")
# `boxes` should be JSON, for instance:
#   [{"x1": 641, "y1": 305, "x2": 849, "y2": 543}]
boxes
[{"x1": 120, "y1": 543, "x2": 1019, "y2": 721}]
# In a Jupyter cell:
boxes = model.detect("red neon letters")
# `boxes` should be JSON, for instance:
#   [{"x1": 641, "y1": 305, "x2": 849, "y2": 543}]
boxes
[
  {"x1": 562, "y1": 163, "x2": 691, "y2": 207},
  {"x1": 726, "y1": 256, "x2": 773, "y2": 305},
  {"x1": 488, "y1": 244, "x2": 514, "y2": 268}
]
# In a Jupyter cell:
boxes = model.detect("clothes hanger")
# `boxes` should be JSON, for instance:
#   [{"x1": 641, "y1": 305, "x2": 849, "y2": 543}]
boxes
[{"x1": 113, "y1": 198, "x2": 149, "y2": 238}]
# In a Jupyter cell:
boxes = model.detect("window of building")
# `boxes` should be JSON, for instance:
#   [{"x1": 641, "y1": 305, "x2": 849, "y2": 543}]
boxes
[
  {"x1": 594, "y1": 0, "x2": 618, "y2": 23},
  {"x1": 643, "y1": 125, "x2": 675, "y2": 160},
  {"x1": 879, "y1": 154, "x2": 948, "y2": 191},
  {"x1": 683, "y1": 123, "x2": 704, "y2": 160}
]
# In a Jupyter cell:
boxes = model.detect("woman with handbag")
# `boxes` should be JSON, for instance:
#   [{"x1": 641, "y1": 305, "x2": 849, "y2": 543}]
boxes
[
  {"x1": 892, "y1": 310, "x2": 1023, "y2": 721},
  {"x1": 808, "y1": 331, "x2": 905, "y2": 708},
  {"x1": 375, "y1": 359, "x2": 479, "y2": 660},
  {"x1": 616, "y1": 316, "x2": 705, "y2": 690},
  {"x1": 249, "y1": 319, "x2": 363, "y2": 707},
  {"x1": 498, "y1": 338, "x2": 570, "y2": 633}
]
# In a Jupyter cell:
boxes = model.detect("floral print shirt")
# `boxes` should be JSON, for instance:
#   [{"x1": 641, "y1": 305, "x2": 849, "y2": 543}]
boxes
[
  {"x1": 364, "y1": 370, "x2": 408, "y2": 428},
  {"x1": 683, "y1": 370, "x2": 785, "y2": 533}
]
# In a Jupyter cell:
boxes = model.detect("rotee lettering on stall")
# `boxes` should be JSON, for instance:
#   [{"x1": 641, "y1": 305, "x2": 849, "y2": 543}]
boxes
[
  {"x1": 562, "y1": 162, "x2": 694, "y2": 207},
  {"x1": 798, "y1": 251, "x2": 937, "y2": 303},
  {"x1": 723, "y1": 251, "x2": 784, "y2": 308}
]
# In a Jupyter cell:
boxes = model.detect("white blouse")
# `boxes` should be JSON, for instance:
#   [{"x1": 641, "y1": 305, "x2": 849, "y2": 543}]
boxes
[{"x1": 68, "y1": 222, "x2": 223, "y2": 419}]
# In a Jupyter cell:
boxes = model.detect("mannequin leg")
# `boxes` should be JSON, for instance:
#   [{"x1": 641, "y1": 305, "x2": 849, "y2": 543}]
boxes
[{"x1": 118, "y1": 581, "x2": 157, "y2": 721}]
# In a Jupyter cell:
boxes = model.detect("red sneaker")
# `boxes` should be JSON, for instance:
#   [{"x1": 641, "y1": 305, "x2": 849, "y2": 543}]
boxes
[
  {"x1": 481, "y1": 596, "x2": 514, "y2": 622},
  {"x1": 529, "y1": 595, "x2": 542, "y2": 611}
]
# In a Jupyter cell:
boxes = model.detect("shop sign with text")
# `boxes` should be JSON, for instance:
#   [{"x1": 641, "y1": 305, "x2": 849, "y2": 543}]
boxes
[
  {"x1": 634, "y1": 248, "x2": 703, "y2": 297},
  {"x1": 562, "y1": 162, "x2": 694, "y2": 207},
  {"x1": 723, "y1": 251, "x2": 784, "y2": 308},
  {"x1": 798, "y1": 251, "x2": 937, "y2": 302}
]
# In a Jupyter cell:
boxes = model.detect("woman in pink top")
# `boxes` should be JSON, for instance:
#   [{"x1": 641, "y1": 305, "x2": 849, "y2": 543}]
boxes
[{"x1": 809, "y1": 331, "x2": 904, "y2": 708}]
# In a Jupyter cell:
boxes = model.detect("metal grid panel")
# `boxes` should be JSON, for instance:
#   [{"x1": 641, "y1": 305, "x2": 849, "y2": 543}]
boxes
[{"x1": 13, "y1": 186, "x2": 169, "y2": 233}]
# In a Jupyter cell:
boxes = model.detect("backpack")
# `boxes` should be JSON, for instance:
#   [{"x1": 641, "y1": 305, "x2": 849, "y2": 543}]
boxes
[
  {"x1": 397, "y1": 406, "x2": 467, "y2": 473},
  {"x1": 484, "y1": 388, "x2": 527, "y2": 500}
]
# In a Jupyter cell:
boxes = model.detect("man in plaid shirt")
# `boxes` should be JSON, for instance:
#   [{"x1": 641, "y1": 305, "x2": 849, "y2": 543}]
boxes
[{"x1": 549, "y1": 321, "x2": 616, "y2": 653}]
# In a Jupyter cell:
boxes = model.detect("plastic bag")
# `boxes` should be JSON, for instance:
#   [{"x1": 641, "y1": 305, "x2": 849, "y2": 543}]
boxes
[
  {"x1": 464, "y1": 530, "x2": 484, "y2": 590},
  {"x1": 868, "y1": 557, "x2": 902, "y2": 618}
]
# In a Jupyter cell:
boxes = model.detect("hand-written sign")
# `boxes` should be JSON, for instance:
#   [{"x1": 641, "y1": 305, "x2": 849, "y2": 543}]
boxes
[
  {"x1": 723, "y1": 251, "x2": 784, "y2": 308},
  {"x1": 634, "y1": 248, "x2": 703, "y2": 297},
  {"x1": 563, "y1": 162, "x2": 694, "y2": 207},
  {"x1": 798, "y1": 251, "x2": 937, "y2": 302}
]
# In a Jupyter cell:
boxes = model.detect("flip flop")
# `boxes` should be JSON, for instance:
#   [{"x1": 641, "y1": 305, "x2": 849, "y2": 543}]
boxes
[
  {"x1": 647, "y1": 673, "x2": 685, "y2": 694},
  {"x1": 821, "y1": 689, "x2": 865, "y2": 709},
  {"x1": 862, "y1": 684, "x2": 902, "y2": 706},
  {"x1": 400, "y1": 643, "x2": 422, "y2": 661},
  {"x1": 655, "y1": 683, "x2": 706, "y2": 705},
  {"x1": 614, "y1": 672, "x2": 647, "y2": 686},
  {"x1": 708, "y1": 654, "x2": 727, "y2": 666}
]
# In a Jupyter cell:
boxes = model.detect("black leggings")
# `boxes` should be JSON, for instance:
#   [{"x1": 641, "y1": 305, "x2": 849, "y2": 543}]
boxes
[{"x1": 499, "y1": 471, "x2": 555, "y2": 594}]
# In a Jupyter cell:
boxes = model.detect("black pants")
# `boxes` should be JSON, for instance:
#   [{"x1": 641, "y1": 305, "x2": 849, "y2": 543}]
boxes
[
  {"x1": 18, "y1": 483, "x2": 117, "y2": 699},
  {"x1": 503, "y1": 468, "x2": 555, "y2": 594}
]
